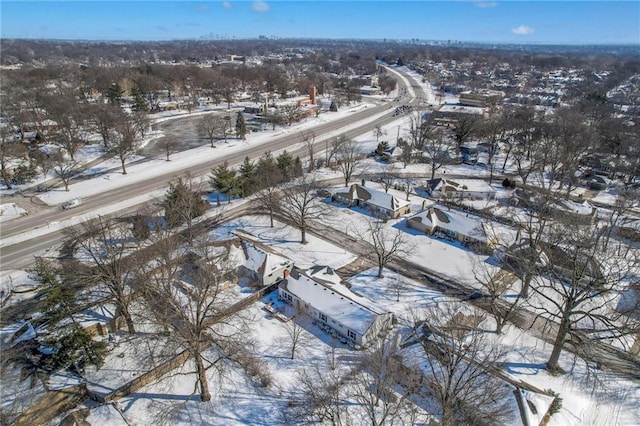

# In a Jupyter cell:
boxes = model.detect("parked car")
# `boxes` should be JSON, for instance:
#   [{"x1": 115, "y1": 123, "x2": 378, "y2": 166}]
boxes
[{"x1": 62, "y1": 198, "x2": 82, "y2": 210}]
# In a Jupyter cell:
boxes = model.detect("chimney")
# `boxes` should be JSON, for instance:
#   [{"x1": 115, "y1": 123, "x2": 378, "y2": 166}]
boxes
[
  {"x1": 309, "y1": 86, "x2": 317, "y2": 104},
  {"x1": 361, "y1": 179, "x2": 365, "y2": 186}
]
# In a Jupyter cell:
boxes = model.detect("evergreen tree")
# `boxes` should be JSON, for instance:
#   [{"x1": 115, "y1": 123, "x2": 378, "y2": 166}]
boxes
[
  {"x1": 277, "y1": 150, "x2": 294, "y2": 180},
  {"x1": 40, "y1": 324, "x2": 107, "y2": 375},
  {"x1": 107, "y1": 83, "x2": 124, "y2": 105},
  {"x1": 256, "y1": 151, "x2": 282, "y2": 188},
  {"x1": 26, "y1": 258, "x2": 107, "y2": 375},
  {"x1": 235, "y1": 112, "x2": 247, "y2": 140},
  {"x1": 210, "y1": 161, "x2": 237, "y2": 203},
  {"x1": 164, "y1": 177, "x2": 208, "y2": 228},
  {"x1": 239, "y1": 156, "x2": 257, "y2": 196},
  {"x1": 375, "y1": 141, "x2": 390, "y2": 155},
  {"x1": 131, "y1": 86, "x2": 148, "y2": 112},
  {"x1": 329, "y1": 100, "x2": 338, "y2": 112}
]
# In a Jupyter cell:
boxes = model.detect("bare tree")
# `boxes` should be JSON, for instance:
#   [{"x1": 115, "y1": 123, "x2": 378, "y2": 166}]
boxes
[
  {"x1": 477, "y1": 115, "x2": 508, "y2": 184},
  {"x1": 423, "y1": 131, "x2": 452, "y2": 180},
  {"x1": 283, "y1": 348, "x2": 350, "y2": 425},
  {"x1": 284, "y1": 306, "x2": 311, "y2": 360},
  {"x1": 402, "y1": 177, "x2": 414, "y2": 201},
  {"x1": 279, "y1": 175, "x2": 328, "y2": 244},
  {"x1": 373, "y1": 124, "x2": 386, "y2": 145},
  {"x1": 139, "y1": 238, "x2": 245, "y2": 402},
  {"x1": 0, "y1": 127, "x2": 28, "y2": 190},
  {"x1": 350, "y1": 331, "x2": 427, "y2": 426},
  {"x1": 417, "y1": 303, "x2": 513, "y2": 426},
  {"x1": 88, "y1": 103, "x2": 122, "y2": 149},
  {"x1": 377, "y1": 165, "x2": 397, "y2": 193},
  {"x1": 470, "y1": 256, "x2": 521, "y2": 335},
  {"x1": 67, "y1": 215, "x2": 138, "y2": 334},
  {"x1": 41, "y1": 90, "x2": 87, "y2": 161},
  {"x1": 199, "y1": 114, "x2": 227, "y2": 148},
  {"x1": 408, "y1": 109, "x2": 433, "y2": 151},
  {"x1": 334, "y1": 135, "x2": 367, "y2": 187},
  {"x1": 301, "y1": 130, "x2": 316, "y2": 172},
  {"x1": 453, "y1": 115, "x2": 479, "y2": 151},
  {"x1": 109, "y1": 114, "x2": 140, "y2": 174},
  {"x1": 356, "y1": 220, "x2": 413, "y2": 278},
  {"x1": 51, "y1": 150, "x2": 78, "y2": 191},
  {"x1": 526, "y1": 216, "x2": 638, "y2": 373},
  {"x1": 159, "y1": 136, "x2": 178, "y2": 161}
]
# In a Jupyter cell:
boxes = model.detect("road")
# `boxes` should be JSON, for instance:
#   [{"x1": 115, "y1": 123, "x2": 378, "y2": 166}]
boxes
[{"x1": 0, "y1": 66, "x2": 430, "y2": 270}]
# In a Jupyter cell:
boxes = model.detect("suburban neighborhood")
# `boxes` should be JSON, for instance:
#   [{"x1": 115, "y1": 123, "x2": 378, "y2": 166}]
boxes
[{"x1": 1, "y1": 5, "x2": 639, "y2": 425}]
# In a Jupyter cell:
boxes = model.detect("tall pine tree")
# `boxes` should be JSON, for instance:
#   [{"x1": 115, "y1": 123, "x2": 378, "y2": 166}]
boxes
[
  {"x1": 26, "y1": 258, "x2": 107, "y2": 375},
  {"x1": 235, "y1": 112, "x2": 247, "y2": 140},
  {"x1": 210, "y1": 161, "x2": 237, "y2": 203},
  {"x1": 277, "y1": 150, "x2": 294, "y2": 180},
  {"x1": 239, "y1": 156, "x2": 256, "y2": 196}
]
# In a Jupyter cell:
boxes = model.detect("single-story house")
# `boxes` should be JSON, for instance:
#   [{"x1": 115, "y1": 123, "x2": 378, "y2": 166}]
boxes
[
  {"x1": 406, "y1": 203, "x2": 516, "y2": 251},
  {"x1": 278, "y1": 266, "x2": 394, "y2": 347},
  {"x1": 422, "y1": 178, "x2": 496, "y2": 201},
  {"x1": 332, "y1": 183, "x2": 411, "y2": 219},
  {"x1": 234, "y1": 232, "x2": 293, "y2": 286}
]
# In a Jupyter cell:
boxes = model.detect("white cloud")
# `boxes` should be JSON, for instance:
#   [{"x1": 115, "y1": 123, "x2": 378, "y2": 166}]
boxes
[
  {"x1": 511, "y1": 25, "x2": 535, "y2": 35},
  {"x1": 252, "y1": 1, "x2": 269, "y2": 13},
  {"x1": 222, "y1": 1, "x2": 232, "y2": 10},
  {"x1": 473, "y1": 1, "x2": 497, "y2": 8}
]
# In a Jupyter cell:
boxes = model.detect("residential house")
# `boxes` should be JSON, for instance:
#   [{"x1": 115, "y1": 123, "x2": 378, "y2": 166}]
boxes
[
  {"x1": 406, "y1": 203, "x2": 516, "y2": 252},
  {"x1": 422, "y1": 178, "x2": 496, "y2": 201},
  {"x1": 278, "y1": 266, "x2": 394, "y2": 347},
  {"x1": 332, "y1": 183, "x2": 411, "y2": 219},
  {"x1": 234, "y1": 231, "x2": 293, "y2": 286}
]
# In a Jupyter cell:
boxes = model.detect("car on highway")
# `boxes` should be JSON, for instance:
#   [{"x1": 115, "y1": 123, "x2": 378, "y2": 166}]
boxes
[{"x1": 62, "y1": 198, "x2": 82, "y2": 210}]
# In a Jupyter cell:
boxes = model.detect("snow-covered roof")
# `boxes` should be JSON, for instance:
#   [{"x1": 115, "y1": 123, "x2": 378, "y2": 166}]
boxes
[
  {"x1": 428, "y1": 178, "x2": 496, "y2": 194},
  {"x1": 306, "y1": 265, "x2": 342, "y2": 286},
  {"x1": 282, "y1": 268, "x2": 386, "y2": 335},
  {"x1": 408, "y1": 203, "x2": 487, "y2": 242},
  {"x1": 233, "y1": 231, "x2": 292, "y2": 278},
  {"x1": 335, "y1": 184, "x2": 410, "y2": 212},
  {"x1": 437, "y1": 104, "x2": 485, "y2": 115}
]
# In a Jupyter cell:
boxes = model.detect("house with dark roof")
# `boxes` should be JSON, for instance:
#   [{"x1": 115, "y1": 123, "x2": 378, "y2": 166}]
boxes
[
  {"x1": 233, "y1": 231, "x2": 293, "y2": 286},
  {"x1": 278, "y1": 266, "x2": 394, "y2": 347},
  {"x1": 422, "y1": 178, "x2": 496, "y2": 201},
  {"x1": 332, "y1": 183, "x2": 411, "y2": 219},
  {"x1": 406, "y1": 203, "x2": 516, "y2": 252}
]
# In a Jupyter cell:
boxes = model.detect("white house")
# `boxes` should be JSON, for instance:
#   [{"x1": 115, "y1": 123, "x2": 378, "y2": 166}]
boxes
[
  {"x1": 422, "y1": 178, "x2": 496, "y2": 201},
  {"x1": 406, "y1": 203, "x2": 516, "y2": 252},
  {"x1": 234, "y1": 232, "x2": 293, "y2": 286},
  {"x1": 278, "y1": 266, "x2": 394, "y2": 347},
  {"x1": 332, "y1": 183, "x2": 411, "y2": 219}
]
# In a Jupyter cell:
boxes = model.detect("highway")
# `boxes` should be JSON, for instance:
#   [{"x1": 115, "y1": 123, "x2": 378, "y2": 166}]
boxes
[{"x1": 0, "y1": 66, "x2": 431, "y2": 270}]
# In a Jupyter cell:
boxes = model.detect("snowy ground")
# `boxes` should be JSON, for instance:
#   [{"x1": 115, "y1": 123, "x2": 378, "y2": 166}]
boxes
[
  {"x1": 0, "y1": 203, "x2": 27, "y2": 222},
  {"x1": 3, "y1": 68, "x2": 638, "y2": 425}
]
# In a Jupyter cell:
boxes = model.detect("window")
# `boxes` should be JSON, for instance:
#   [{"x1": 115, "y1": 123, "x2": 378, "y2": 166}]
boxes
[
  {"x1": 347, "y1": 329, "x2": 356, "y2": 340},
  {"x1": 319, "y1": 313, "x2": 327, "y2": 322}
]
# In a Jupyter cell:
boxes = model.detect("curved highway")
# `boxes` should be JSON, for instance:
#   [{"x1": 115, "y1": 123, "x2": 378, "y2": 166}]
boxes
[{"x1": 1, "y1": 66, "x2": 430, "y2": 269}]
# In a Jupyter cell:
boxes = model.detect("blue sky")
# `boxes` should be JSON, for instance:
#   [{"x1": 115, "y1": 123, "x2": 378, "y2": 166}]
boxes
[{"x1": 1, "y1": 1, "x2": 638, "y2": 44}]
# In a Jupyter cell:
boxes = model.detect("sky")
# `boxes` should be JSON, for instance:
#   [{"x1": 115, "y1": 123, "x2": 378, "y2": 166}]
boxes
[{"x1": 1, "y1": 1, "x2": 638, "y2": 45}]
